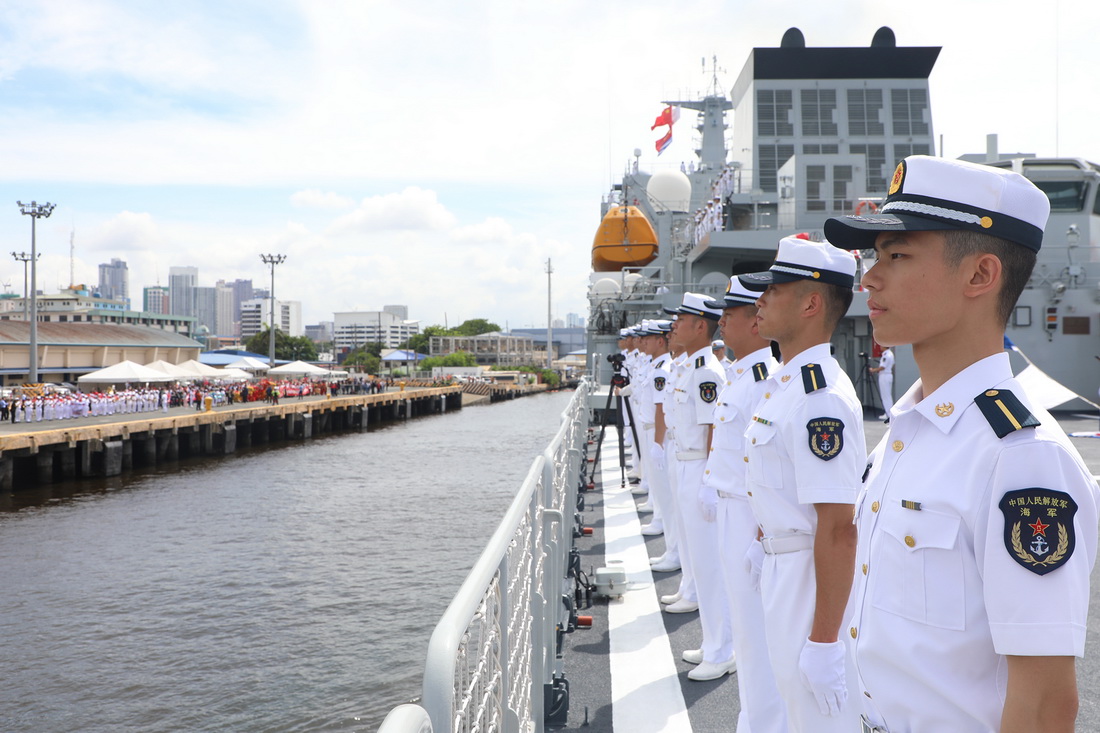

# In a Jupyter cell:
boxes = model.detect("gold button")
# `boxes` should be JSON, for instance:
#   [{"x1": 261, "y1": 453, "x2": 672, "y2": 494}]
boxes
[
  {"x1": 862, "y1": 563, "x2": 868, "y2": 575},
  {"x1": 905, "y1": 535, "x2": 915, "y2": 548},
  {"x1": 719, "y1": 416, "x2": 725, "y2": 421},
  {"x1": 751, "y1": 437, "x2": 756, "y2": 444},
  {"x1": 864, "y1": 691, "x2": 872, "y2": 699},
  {"x1": 871, "y1": 501, "x2": 880, "y2": 513},
  {"x1": 765, "y1": 392, "x2": 771, "y2": 398},
  {"x1": 726, "y1": 380, "x2": 731, "y2": 385},
  {"x1": 744, "y1": 456, "x2": 749, "y2": 463},
  {"x1": 892, "y1": 440, "x2": 904, "y2": 452},
  {"x1": 850, "y1": 627, "x2": 857, "y2": 639},
  {"x1": 747, "y1": 491, "x2": 752, "y2": 496},
  {"x1": 705, "y1": 470, "x2": 710, "y2": 475}
]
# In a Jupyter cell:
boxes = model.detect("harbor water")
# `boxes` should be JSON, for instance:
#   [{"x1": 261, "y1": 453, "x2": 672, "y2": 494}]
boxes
[{"x1": 0, "y1": 390, "x2": 573, "y2": 732}]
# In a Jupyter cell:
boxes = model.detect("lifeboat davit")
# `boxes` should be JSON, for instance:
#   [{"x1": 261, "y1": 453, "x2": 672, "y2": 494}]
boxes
[{"x1": 591, "y1": 205, "x2": 658, "y2": 272}]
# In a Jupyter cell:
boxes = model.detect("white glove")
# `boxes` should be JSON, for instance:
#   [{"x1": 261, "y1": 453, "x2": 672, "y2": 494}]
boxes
[
  {"x1": 698, "y1": 483, "x2": 718, "y2": 522},
  {"x1": 651, "y1": 442, "x2": 666, "y2": 471},
  {"x1": 798, "y1": 639, "x2": 848, "y2": 717},
  {"x1": 743, "y1": 539, "x2": 764, "y2": 593},
  {"x1": 618, "y1": 383, "x2": 634, "y2": 397}
]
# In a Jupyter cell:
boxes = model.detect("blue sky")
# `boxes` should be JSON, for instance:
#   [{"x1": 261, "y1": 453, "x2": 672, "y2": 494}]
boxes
[{"x1": 0, "y1": 0, "x2": 1096, "y2": 328}]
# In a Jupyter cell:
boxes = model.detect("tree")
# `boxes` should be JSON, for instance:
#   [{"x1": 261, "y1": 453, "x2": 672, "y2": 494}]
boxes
[
  {"x1": 420, "y1": 351, "x2": 478, "y2": 370},
  {"x1": 245, "y1": 328, "x2": 317, "y2": 361},
  {"x1": 403, "y1": 325, "x2": 447, "y2": 354},
  {"x1": 343, "y1": 347, "x2": 381, "y2": 374},
  {"x1": 452, "y1": 318, "x2": 501, "y2": 336}
]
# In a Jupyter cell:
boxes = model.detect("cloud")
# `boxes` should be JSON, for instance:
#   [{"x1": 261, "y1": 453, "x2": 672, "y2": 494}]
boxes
[
  {"x1": 290, "y1": 189, "x2": 355, "y2": 209},
  {"x1": 327, "y1": 187, "x2": 457, "y2": 235}
]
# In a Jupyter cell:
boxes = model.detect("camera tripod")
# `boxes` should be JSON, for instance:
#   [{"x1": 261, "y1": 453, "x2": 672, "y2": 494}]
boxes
[
  {"x1": 854, "y1": 351, "x2": 882, "y2": 414},
  {"x1": 588, "y1": 358, "x2": 641, "y2": 489}
]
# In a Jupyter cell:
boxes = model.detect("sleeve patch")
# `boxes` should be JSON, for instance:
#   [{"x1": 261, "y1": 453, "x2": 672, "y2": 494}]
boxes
[
  {"x1": 974, "y1": 388, "x2": 1040, "y2": 439},
  {"x1": 801, "y1": 363, "x2": 827, "y2": 393},
  {"x1": 806, "y1": 417, "x2": 844, "y2": 461},
  {"x1": 654, "y1": 376, "x2": 666, "y2": 392},
  {"x1": 999, "y1": 488, "x2": 1077, "y2": 575},
  {"x1": 699, "y1": 381, "x2": 718, "y2": 403}
]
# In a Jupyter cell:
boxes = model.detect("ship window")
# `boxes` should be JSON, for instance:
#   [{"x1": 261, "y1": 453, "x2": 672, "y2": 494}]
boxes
[
  {"x1": 848, "y1": 89, "x2": 885, "y2": 136},
  {"x1": 1033, "y1": 181, "x2": 1088, "y2": 211},
  {"x1": 893, "y1": 143, "x2": 931, "y2": 163},
  {"x1": 757, "y1": 89, "x2": 794, "y2": 137},
  {"x1": 801, "y1": 89, "x2": 838, "y2": 136},
  {"x1": 891, "y1": 89, "x2": 929, "y2": 135},
  {"x1": 833, "y1": 165, "x2": 854, "y2": 212},
  {"x1": 806, "y1": 165, "x2": 826, "y2": 211},
  {"x1": 758, "y1": 144, "x2": 795, "y2": 192},
  {"x1": 851, "y1": 144, "x2": 888, "y2": 192}
]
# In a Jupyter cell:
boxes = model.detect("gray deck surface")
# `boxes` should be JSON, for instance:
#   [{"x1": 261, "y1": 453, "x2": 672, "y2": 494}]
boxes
[{"x1": 557, "y1": 411, "x2": 1100, "y2": 732}]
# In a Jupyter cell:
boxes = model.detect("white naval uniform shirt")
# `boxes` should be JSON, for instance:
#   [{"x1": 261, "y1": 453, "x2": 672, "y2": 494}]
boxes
[
  {"x1": 704, "y1": 346, "x2": 779, "y2": 498},
  {"x1": 850, "y1": 353, "x2": 1098, "y2": 733},
  {"x1": 744, "y1": 343, "x2": 866, "y2": 537},
  {"x1": 669, "y1": 346, "x2": 724, "y2": 454},
  {"x1": 651, "y1": 354, "x2": 672, "y2": 416}
]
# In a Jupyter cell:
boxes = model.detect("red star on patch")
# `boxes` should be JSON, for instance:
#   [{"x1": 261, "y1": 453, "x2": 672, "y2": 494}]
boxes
[
  {"x1": 821, "y1": 433, "x2": 831, "y2": 441},
  {"x1": 1029, "y1": 518, "x2": 1050, "y2": 536}
]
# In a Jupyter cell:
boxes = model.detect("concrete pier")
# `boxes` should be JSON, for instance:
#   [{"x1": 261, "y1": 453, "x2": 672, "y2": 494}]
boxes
[{"x1": 0, "y1": 386, "x2": 467, "y2": 493}]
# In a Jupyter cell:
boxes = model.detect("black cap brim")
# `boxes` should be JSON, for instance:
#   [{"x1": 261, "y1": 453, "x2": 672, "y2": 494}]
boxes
[
  {"x1": 823, "y1": 212, "x2": 967, "y2": 250},
  {"x1": 737, "y1": 270, "x2": 804, "y2": 292}
]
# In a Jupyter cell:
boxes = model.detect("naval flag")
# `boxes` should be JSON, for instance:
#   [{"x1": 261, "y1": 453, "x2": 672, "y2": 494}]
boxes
[
  {"x1": 650, "y1": 105, "x2": 680, "y2": 130},
  {"x1": 656, "y1": 129, "x2": 673, "y2": 154}
]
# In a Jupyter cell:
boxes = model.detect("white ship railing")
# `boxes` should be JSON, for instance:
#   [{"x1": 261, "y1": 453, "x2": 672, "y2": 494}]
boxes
[{"x1": 379, "y1": 380, "x2": 591, "y2": 733}]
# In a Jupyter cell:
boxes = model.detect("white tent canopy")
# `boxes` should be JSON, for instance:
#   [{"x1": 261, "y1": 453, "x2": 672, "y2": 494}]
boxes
[
  {"x1": 266, "y1": 360, "x2": 331, "y2": 377},
  {"x1": 145, "y1": 360, "x2": 197, "y2": 379},
  {"x1": 78, "y1": 360, "x2": 175, "y2": 384},
  {"x1": 177, "y1": 359, "x2": 227, "y2": 378},
  {"x1": 217, "y1": 368, "x2": 253, "y2": 380},
  {"x1": 224, "y1": 356, "x2": 270, "y2": 371}
]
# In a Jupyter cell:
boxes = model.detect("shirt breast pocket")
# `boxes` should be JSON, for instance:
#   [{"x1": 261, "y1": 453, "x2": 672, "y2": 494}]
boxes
[
  {"x1": 745, "y1": 422, "x2": 783, "y2": 488},
  {"x1": 870, "y1": 507, "x2": 965, "y2": 630}
]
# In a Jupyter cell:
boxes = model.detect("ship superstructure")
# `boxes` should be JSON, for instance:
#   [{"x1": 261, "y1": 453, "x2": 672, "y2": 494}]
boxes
[{"x1": 589, "y1": 27, "x2": 1098, "y2": 408}]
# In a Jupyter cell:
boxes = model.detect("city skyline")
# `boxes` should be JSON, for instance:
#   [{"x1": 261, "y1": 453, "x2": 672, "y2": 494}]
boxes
[{"x1": 0, "y1": 2, "x2": 1096, "y2": 331}]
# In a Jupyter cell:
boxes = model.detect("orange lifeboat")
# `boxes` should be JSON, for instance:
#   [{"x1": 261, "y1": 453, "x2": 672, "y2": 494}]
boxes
[{"x1": 591, "y1": 205, "x2": 658, "y2": 272}]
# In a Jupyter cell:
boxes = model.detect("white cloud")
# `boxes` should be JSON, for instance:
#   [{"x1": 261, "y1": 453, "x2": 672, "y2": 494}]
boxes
[
  {"x1": 327, "y1": 187, "x2": 457, "y2": 235},
  {"x1": 290, "y1": 189, "x2": 355, "y2": 210}
]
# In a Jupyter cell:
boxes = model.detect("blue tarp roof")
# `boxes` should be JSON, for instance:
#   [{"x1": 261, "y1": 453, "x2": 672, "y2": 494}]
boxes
[
  {"x1": 200, "y1": 349, "x2": 287, "y2": 366},
  {"x1": 381, "y1": 350, "x2": 427, "y2": 362}
]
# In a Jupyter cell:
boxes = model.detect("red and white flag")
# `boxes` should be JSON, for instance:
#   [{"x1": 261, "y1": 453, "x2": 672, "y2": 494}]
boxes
[
  {"x1": 650, "y1": 105, "x2": 680, "y2": 130},
  {"x1": 655, "y1": 129, "x2": 673, "y2": 154}
]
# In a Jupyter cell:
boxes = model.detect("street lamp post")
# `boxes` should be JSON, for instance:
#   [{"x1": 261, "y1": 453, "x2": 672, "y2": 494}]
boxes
[
  {"x1": 10, "y1": 251, "x2": 37, "y2": 321},
  {"x1": 259, "y1": 254, "x2": 286, "y2": 367},
  {"x1": 17, "y1": 201, "x2": 55, "y2": 383}
]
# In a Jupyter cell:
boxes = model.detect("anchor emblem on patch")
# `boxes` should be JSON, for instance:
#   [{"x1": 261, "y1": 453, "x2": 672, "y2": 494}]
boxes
[
  {"x1": 998, "y1": 488, "x2": 1078, "y2": 575},
  {"x1": 806, "y1": 417, "x2": 845, "y2": 461}
]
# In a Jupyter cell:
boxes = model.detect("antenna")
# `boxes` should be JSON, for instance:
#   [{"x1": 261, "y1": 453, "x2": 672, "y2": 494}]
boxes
[
  {"x1": 1, "y1": 279, "x2": 10, "y2": 294},
  {"x1": 69, "y1": 227, "x2": 75, "y2": 288}
]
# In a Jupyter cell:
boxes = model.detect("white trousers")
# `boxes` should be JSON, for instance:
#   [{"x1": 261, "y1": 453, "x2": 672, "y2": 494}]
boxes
[
  {"x1": 760, "y1": 548, "x2": 859, "y2": 733},
  {"x1": 640, "y1": 426, "x2": 665, "y2": 527},
  {"x1": 718, "y1": 496, "x2": 788, "y2": 733},
  {"x1": 878, "y1": 374, "x2": 894, "y2": 414},
  {"x1": 675, "y1": 458, "x2": 733, "y2": 663}
]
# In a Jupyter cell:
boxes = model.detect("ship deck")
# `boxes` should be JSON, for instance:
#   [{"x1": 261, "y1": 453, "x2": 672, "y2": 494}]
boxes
[{"x1": 557, "y1": 412, "x2": 1100, "y2": 733}]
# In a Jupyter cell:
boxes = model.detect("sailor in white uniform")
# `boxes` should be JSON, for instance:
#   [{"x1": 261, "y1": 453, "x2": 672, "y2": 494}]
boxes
[
  {"x1": 825, "y1": 154, "x2": 1099, "y2": 733},
  {"x1": 702, "y1": 278, "x2": 788, "y2": 732},
  {"x1": 649, "y1": 326, "x2": 685, "y2": 571},
  {"x1": 712, "y1": 338, "x2": 733, "y2": 368},
  {"x1": 663, "y1": 292, "x2": 736, "y2": 680},
  {"x1": 870, "y1": 346, "x2": 894, "y2": 418},
  {"x1": 739, "y1": 236, "x2": 866, "y2": 732}
]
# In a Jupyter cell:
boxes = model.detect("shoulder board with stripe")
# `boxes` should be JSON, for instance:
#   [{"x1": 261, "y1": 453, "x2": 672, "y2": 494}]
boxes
[
  {"x1": 801, "y1": 363, "x2": 826, "y2": 393},
  {"x1": 695, "y1": 356, "x2": 706, "y2": 368},
  {"x1": 752, "y1": 362, "x2": 768, "y2": 382},
  {"x1": 974, "y1": 388, "x2": 1040, "y2": 439}
]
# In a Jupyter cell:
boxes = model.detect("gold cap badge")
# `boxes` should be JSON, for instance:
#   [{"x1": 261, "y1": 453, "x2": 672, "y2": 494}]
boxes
[{"x1": 888, "y1": 161, "x2": 905, "y2": 195}]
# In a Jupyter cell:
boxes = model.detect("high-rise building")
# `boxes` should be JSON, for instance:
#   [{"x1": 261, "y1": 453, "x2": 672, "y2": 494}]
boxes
[
  {"x1": 333, "y1": 311, "x2": 420, "y2": 351},
  {"x1": 98, "y1": 258, "x2": 129, "y2": 307},
  {"x1": 194, "y1": 286, "x2": 218, "y2": 336},
  {"x1": 215, "y1": 283, "x2": 235, "y2": 337},
  {"x1": 168, "y1": 266, "x2": 198, "y2": 317},
  {"x1": 143, "y1": 286, "x2": 170, "y2": 314},
  {"x1": 382, "y1": 304, "x2": 408, "y2": 320},
  {"x1": 240, "y1": 298, "x2": 303, "y2": 340}
]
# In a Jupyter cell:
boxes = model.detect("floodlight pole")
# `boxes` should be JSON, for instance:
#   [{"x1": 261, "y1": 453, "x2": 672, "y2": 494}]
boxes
[
  {"x1": 17, "y1": 201, "x2": 55, "y2": 383},
  {"x1": 259, "y1": 254, "x2": 286, "y2": 367},
  {"x1": 11, "y1": 251, "x2": 37, "y2": 321}
]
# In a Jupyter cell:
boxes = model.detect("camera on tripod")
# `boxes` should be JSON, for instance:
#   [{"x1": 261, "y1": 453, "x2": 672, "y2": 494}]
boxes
[
  {"x1": 607, "y1": 353, "x2": 625, "y2": 368},
  {"x1": 606, "y1": 353, "x2": 629, "y2": 387}
]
